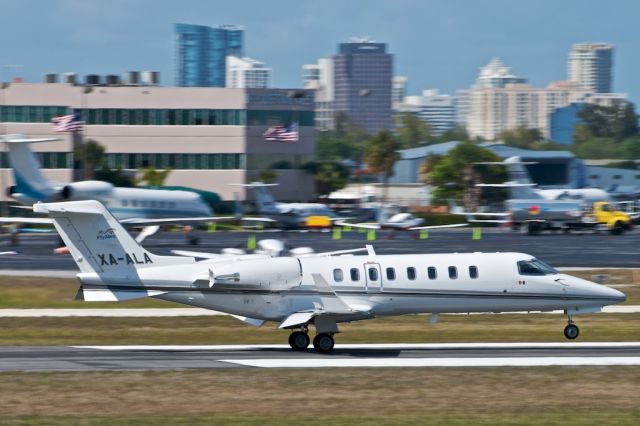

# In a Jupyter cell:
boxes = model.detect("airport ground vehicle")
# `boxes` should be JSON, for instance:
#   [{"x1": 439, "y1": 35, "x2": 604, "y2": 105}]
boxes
[{"x1": 511, "y1": 201, "x2": 632, "y2": 235}]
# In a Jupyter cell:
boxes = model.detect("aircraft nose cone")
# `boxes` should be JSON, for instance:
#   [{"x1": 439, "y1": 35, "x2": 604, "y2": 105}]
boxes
[{"x1": 603, "y1": 286, "x2": 627, "y2": 304}]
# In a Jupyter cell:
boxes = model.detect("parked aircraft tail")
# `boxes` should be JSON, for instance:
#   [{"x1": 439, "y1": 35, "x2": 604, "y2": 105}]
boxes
[
  {"x1": 475, "y1": 156, "x2": 541, "y2": 200},
  {"x1": 3, "y1": 134, "x2": 60, "y2": 203},
  {"x1": 34, "y1": 200, "x2": 194, "y2": 277},
  {"x1": 232, "y1": 182, "x2": 279, "y2": 213}
]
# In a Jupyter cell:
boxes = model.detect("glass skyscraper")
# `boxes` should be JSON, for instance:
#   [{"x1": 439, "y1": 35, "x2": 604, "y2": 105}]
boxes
[{"x1": 174, "y1": 23, "x2": 243, "y2": 87}]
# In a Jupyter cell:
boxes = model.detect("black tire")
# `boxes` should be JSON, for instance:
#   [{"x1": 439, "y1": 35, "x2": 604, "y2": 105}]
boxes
[
  {"x1": 313, "y1": 333, "x2": 335, "y2": 353},
  {"x1": 611, "y1": 221, "x2": 625, "y2": 235},
  {"x1": 563, "y1": 324, "x2": 579, "y2": 340},
  {"x1": 527, "y1": 222, "x2": 541, "y2": 236},
  {"x1": 288, "y1": 331, "x2": 310, "y2": 351}
]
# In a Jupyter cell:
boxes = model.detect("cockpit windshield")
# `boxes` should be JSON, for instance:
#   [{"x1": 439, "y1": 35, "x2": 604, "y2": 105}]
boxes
[{"x1": 517, "y1": 258, "x2": 558, "y2": 276}]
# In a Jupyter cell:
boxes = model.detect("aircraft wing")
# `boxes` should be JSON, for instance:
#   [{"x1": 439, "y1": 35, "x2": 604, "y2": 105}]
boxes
[
  {"x1": 476, "y1": 183, "x2": 536, "y2": 187},
  {"x1": 409, "y1": 223, "x2": 468, "y2": 230},
  {"x1": 334, "y1": 220, "x2": 380, "y2": 230},
  {"x1": 119, "y1": 216, "x2": 237, "y2": 225}
]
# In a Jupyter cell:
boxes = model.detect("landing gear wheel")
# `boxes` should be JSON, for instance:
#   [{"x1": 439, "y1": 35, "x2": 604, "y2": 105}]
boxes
[
  {"x1": 313, "y1": 333, "x2": 335, "y2": 353},
  {"x1": 564, "y1": 323, "x2": 579, "y2": 340},
  {"x1": 288, "y1": 331, "x2": 310, "y2": 351}
]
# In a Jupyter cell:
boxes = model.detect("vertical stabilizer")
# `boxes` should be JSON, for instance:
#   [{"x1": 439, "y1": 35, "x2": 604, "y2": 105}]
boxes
[
  {"x1": 249, "y1": 183, "x2": 279, "y2": 213},
  {"x1": 503, "y1": 156, "x2": 541, "y2": 199},
  {"x1": 4, "y1": 135, "x2": 59, "y2": 202},
  {"x1": 34, "y1": 200, "x2": 194, "y2": 277}
]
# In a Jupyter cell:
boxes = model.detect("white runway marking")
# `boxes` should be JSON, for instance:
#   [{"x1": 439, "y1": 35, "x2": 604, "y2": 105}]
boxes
[
  {"x1": 74, "y1": 342, "x2": 640, "y2": 351},
  {"x1": 222, "y1": 357, "x2": 640, "y2": 368}
]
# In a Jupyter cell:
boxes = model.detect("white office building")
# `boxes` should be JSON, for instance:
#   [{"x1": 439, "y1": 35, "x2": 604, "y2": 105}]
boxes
[
  {"x1": 392, "y1": 76, "x2": 408, "y2": 111},
  {"x1": 303, "y1": 58, "x2": 334, "y2": 130},
  {"x1": 225, "y1": 56, "x2": 272, "y2": 89},
  {"x1": 400, "y1": 90, "x2": 455, "y2": 135},
  {"x1": 568, "y1": 43, "x2": 614, "y2": 93}
]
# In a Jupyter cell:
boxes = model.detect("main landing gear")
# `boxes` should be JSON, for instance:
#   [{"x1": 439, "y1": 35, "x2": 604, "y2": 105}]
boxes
[
  {"x1": 563, "y1": 317, "x2": 580, "y2": 340},
  {"x1": 288, "y1": 329, "x2": 335, "y2": 353}
]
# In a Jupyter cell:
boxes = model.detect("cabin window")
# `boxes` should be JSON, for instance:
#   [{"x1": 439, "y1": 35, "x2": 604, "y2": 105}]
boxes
[
  {"x1": 407, "y1": 267, "x2": 416, "y2": 280},
  {"x1": 350, "y1": 268, "x2": 360, "y2": 281},
  {"x1": 386, "y1": 267, "x2": 396, "y2": 280},
  {"x1": 428, "y1": 267, "x2": 437, "y2": 280},
  {"x1": 448, "y1": 266, "x2": 458, "y2": 279},
  {"x1": 517, "y1": 259, "x2": 558, "y2": 276},
  {"x1": 368, "y1": 267, "x2": 378, "y2": 281},
  {"x1": 333, "y1": 268, "x2": 343, "y2": 282},
  {"x1": 469, "y1": 266, "x2": 478, "y2": 279},
  {"x1": 132, "y1": 200, "x2": 138, "y2": 207},
  {"x1": 122, "y1": 200, "x2": 128, "y2": 207}
]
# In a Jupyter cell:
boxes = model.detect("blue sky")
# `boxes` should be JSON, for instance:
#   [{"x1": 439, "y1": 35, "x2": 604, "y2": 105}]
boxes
[{"x1": 1, "y1": 0, "x2": 638, "y2": 102}]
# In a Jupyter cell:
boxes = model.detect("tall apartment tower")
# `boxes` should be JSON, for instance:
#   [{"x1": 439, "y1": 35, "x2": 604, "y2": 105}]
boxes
[
  {"x1": 174, "y1": 23, "x2": 243, "y2": 87},
  {"x1": 226, "y1": 56, "x2": 271, "y2": 88},
  {"x1": 568, "y1": 43, "x2": 614, "y2": 93},
  {"x1": 333, "y1": 39, "x2": 392, "y2": 134},
  {"x1": 303, "y1": 58, "x2": 335, "y2": 130}
]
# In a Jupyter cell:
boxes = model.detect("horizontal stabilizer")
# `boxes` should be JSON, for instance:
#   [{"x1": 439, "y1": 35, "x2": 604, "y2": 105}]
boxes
[
  {"x1": 79, "y1": 287, "x2": 167, "y2": 302},
  {"x1": 0, "y1": 217, "x2": 53, "y2": 224},
  {"x1": 476, "y1": 183, "x2": 536, "y2": 188}
]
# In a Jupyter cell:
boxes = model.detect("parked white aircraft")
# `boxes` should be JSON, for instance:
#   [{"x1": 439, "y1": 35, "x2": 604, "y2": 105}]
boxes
[
  {"x1": 36, "y1": 199, "x2": 626, "y2": 353},
  {"x1": 478, "y1": 156, "x2": 610, "y2": 202},
  {"x1": 336, "y1": 206, "x2": 467, "y2": 231},
  {"x1": 0, "y1": 134, "x2": 250, "y2": 241},
  {"x1": 238, "y1": 182, "x2": 337, "y2": 228}
]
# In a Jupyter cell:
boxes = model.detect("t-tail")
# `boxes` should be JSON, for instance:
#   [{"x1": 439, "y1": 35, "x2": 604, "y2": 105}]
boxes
[
  {"x1": 234, "y1": 182, "x2": 280, "y2": 214},
  {"x1": 476, "y1": 156, "x2": 541, "y2": 200},
  {"x1": 34, "y1": 200, "x2": 194, "y2": 283},
  {"x1": 3, "y1": 134, "x2": 60, "y2": 204}
]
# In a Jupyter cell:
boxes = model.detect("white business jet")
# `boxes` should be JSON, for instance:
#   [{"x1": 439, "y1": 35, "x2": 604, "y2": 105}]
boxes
[
  {"x1": 35, "y1": 199, "x2": 625, "y2": 353},
  {"x1": 0, "y1": 134, "x2": 253, "y2": 241}
]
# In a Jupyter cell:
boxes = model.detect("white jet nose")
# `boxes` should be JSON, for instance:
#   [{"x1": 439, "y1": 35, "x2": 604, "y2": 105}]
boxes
[{"x1": 566, "y1": 276, "x2": 627, "y2": 305}]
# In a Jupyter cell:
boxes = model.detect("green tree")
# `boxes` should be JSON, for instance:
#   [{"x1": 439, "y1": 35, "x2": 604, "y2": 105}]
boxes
[
  {"x1": 256, "y1": 168, "x2": 279, "y2": 184},
  {"x1": 395, "y1": 112, "x2": 433, "y2": 148},
  {"x1": 427, "y1": 142, "x2": 506, "y2": 209},
  {"x1": 316, "y1": 112, "x2": 369, "y2": 161},
  {"x1": 498, "y1": 126, "x2": 544, "y2": 149},
  {"x1": 73, "y1": 138, "x2": 105, "y2": 180},
  {"x1": 94, "y1": 166, "x2": 135, "y2": 187},
  {"x1": 137, "y1": 167, "x2": 172, "y2": 186},
  {"x1": 434, "y1": 125, "x2": 471, "y2": 144},
  {"x1": 577, "y1": 103, "x2": 639, "y2": 141},
  {"x1": 363, "y1": 129, "x2": 401, "y2": 201},
  {"x1": 302, "y1": 161, "x2": 350, "y2": 195}
]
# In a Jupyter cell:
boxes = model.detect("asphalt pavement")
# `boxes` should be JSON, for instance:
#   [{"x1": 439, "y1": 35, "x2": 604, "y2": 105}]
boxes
[
  {"x1": 0, "y1": 343, "x2": 638, "y2": 371},
  {"x1": 1, "y1": 227, "x2": 639, "y2": 270}
]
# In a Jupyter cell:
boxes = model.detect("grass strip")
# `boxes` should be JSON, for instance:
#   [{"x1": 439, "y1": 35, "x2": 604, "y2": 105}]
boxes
[
  {"x1": 0, "y1": 313, "x2": 638, "y2": 345},
  {"x1": 0, "y1": 368, "x2": 639, "y2": 421}
]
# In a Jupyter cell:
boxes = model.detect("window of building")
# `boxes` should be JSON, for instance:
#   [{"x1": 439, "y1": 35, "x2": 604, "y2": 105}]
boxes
[
  {"x1": 386, "y1": 267, "x2": 395, "y2": 280},
  {"x1": 333, "y1": 269, "x2": 343, "y2": 282},
  {"x1": 407, "y1": 267, "x2": 416, "y2": 280},
  {"x1": 427, "y1": 267, "x2": 437, "y2": 280},
  {"x1": 350, "y1": 268, "x2": 360, "y2": 281},
  {"x1": 448, "y1": 266, "x2": 458, "y2": 279},
  {"x1": 469, "y1": 266, "x2": 479, "y2": 279}
]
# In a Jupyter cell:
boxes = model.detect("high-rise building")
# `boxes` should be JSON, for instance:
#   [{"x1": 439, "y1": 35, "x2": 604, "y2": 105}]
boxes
[
  {"x1": 473, "y1": 57, "x2": 527, "y2": 89},
  {"x1": 400, "y1": 90, "x2": 455, "y2": 135},
  {"x1": 568, "y1": 43, "x2": 614, "y2": 93},
  {"x1": 333, "y1": 39, "x2": 392, "y2": 134},
  {"x1": 466, "y1": 81, "x2": 593, "y2": 140},
  {"x1": 303, "y1": 58, "x2": 334, "y2": 130},
  {"x1": 226, "y1": 56, "x2": 271, "y2": 88},
  {"x1": 392, "y1": 76, "x2": 408, "y2": 111},
  {"x1": 174, "y1": 23, "x2": 243, "y2": 87}
]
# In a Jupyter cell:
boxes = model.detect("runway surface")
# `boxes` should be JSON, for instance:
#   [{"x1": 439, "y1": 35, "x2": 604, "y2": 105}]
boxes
[
  {"x1": 1, "y1": 227, "x2": 640, "y2": 270},
  {"x1": 1, "y1": 343, "x2": 639, "y2": 371}
]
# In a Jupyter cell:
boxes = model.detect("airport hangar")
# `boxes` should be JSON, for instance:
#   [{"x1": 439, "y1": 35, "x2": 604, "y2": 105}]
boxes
[
  {"x1": 0, "y1": 81, "x2": 316, "y2": 203},
  {"x1": 389, "y1": 141, "x2": 640, "y2": 200}
]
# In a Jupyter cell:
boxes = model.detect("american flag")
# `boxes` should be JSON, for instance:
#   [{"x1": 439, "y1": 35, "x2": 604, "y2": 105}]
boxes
[
  {"x1": 52, "y1": 110, "x2": 84, "y2": 132},
  {"x1": 263, "y1": 122, "x2": 299, "y2": 142}
]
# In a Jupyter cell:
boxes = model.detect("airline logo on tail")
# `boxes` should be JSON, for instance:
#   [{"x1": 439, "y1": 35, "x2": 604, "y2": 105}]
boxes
[{"x1": 97, "y1": 228, "x2": 116, "y2": 241}]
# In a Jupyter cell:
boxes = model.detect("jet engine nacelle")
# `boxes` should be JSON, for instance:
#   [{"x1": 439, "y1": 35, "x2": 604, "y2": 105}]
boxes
[
  {"x1": 60, "y1": 181, "x2": 114, "y2": 200},
  {"x1": 211, "y1": 257, "x2": 302, "y2": 291}
]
